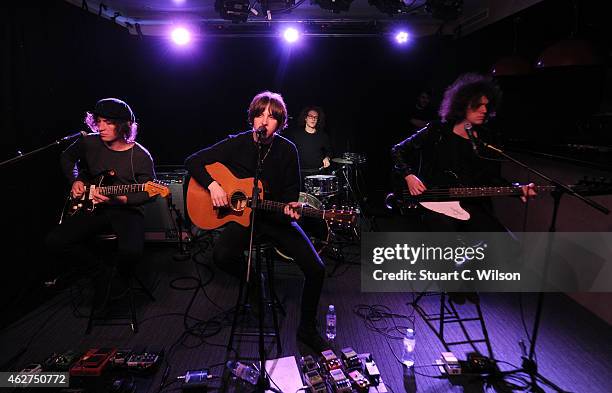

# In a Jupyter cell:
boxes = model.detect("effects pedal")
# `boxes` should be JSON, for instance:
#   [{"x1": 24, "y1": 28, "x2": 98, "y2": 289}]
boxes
[
  {"x1": 347, "y1": 370, "x2": 370, "y2": 393},
  {"x1": 466, "y1": 352, "x2": 496, "y2": 374},
  {"x1": 340, "y1": 347, "x2": 360, "y2": 370},
  {"x1": 126, "y1": 349, "x2": 161, "y2": 372},
  {"x1": 441, "y1": 352, "x2": 461, "y2": 375},
  {"x1": 363, "y1": 355, "x2": 380, "y2": 385},
  {"x1": 304, "y1": 370, "x2": 327, "y2": 393},
  {"x1": 301, "y1": 355, "x2": 321, "y2": 373},
  {"x1": 110, "y1": 349, "x2": 132, "y2": 367},
  {"x1": 329, "y1": 369, "x2": 352, "y2": 393},
  {"x1": 70, "y1": 348, "x2": 117, "y2": 377},
  {"x1": 321, "y1": 350, "x2": 342, "y2": 371},
  {"x1": 44, "y1": 350, "x2": 80, "y2": 371}
]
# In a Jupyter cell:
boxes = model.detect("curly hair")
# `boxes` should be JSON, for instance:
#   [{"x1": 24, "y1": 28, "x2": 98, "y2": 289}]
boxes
[
  {"x1": 84, "y1": 112, "x2": 138, "y2": 143},
  {"x1": 247, "y1": 91, "x2": 288, "y2": 131},
  {"x1": 438, "y1": 73, "x2": 502, "y2": 124},
  {"x1": 297, "y1": 106, "x2": 326, "y2": 132}
]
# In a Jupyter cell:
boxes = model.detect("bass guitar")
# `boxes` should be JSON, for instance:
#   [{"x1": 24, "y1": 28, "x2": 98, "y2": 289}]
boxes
[{"x1": 386, "y1": 176, "x2": 612, "y2": 220}]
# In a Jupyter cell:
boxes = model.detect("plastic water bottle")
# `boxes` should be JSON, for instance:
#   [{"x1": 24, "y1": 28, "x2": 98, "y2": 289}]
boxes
[
  {"x1": 326, "y1": 304, "x2": 337, "y2": 341},
  {"x1": 226, "y1": 360, "x2": 259, "y2": 385},
  {"x1": 400, "y1": 328, "x2": 416, "y2": 367}
]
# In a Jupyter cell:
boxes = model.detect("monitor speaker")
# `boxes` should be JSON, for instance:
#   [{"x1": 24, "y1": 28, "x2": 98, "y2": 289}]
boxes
[{"x1": 144, "y1": 171, "x2": 189, "y2": 242}]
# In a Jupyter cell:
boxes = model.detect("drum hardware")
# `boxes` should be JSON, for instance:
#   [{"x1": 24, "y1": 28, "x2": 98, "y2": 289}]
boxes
[{"x1": 304, "y1": 174, "x2": 339, "y2": 197}]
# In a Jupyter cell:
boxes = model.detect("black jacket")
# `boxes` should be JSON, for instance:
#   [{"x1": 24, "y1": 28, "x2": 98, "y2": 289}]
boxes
[{"x1": 391, "y1": 121, "x2": 507, "y2": 187}]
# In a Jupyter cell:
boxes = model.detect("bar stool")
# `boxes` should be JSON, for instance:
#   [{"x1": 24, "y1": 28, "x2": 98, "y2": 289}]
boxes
[
  {"x1": 227, "y1": 240, "x2": 285, "y2": 354},
  {"x1": 86, "y1": 232, "x2": 155, "y2": 334}
]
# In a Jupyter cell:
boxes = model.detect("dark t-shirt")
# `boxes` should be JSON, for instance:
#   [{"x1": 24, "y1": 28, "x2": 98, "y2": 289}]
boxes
[
  {"x1": 283, "y1": 128, "x2": 332, "y2": 170},
  {"x1": 60, "y1": 134, "x2": 156, "y2": 212},
  {"x1": 434, "y1": 132, "x2": 503, "y2": 187},
  {"x1": 184, "y1": 131, "x2": 300, "y2": 205}
]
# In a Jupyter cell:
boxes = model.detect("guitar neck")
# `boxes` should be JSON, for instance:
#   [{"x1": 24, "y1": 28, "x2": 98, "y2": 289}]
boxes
[
  {"x1": 404, "y1": 185, "x2": 556, "y2": 200},
  {"x1": 97, "y1": 184, "x2": 145, "y2": 196},
  {"x1": 251, "y1": 199, "x2": 325, "y2": 219}
]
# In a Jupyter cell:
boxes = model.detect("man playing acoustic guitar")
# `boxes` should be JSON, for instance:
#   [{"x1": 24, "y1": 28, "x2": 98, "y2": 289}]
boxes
[{"x1": 184, "y1": 91, "x2": 329, "y2": 351}]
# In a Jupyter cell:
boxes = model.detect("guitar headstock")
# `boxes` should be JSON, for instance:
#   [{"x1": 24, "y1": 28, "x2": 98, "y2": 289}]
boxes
[
  {"x1": 325, "y1": 205, "x2": 358, "y2": 229},
  {"x1": 144, "y1": 180, "x2": 170, "y2": 198}
]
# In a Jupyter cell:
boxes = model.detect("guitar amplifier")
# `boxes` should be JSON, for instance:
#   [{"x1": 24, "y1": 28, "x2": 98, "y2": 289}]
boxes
[{"x1": 144, "y1": 171, "x2": 189, "y2": 242}]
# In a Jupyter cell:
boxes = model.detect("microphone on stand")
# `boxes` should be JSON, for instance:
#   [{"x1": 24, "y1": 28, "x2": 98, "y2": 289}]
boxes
[
  {"x1": 60, "y1": 130, "x2": 89, "y2": 141},
  {"x1": 464, "y1": 122, "x2": 479, "y2": 154}
]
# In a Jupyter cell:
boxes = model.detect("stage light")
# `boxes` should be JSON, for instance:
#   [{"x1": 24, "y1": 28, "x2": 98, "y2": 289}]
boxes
[
  {"x1": 215, "y1": 0, "x2": 252, "y2": 22},
  {"x1": 171, "y1": 27, "x2": 191, "y2": 45},
  {"x1": 314, "y1": 0, "x2": 354, "y2": 13},
  {"x1": 395, "y1": 30, "x2": 410, "y2": 44},
  {"x1": 283, "y1": 27, "x2": 300, "y2": 43}
]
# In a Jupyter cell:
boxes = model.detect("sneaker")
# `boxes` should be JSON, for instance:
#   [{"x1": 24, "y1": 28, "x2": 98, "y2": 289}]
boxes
[{"x1": 297, "y1": 326, "x2": 330, "y2": 353}]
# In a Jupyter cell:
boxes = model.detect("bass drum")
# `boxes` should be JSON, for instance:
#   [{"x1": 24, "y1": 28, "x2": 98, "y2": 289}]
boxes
[{"x1": 275, "y1": 192, "x2": 329, "y2": 260}]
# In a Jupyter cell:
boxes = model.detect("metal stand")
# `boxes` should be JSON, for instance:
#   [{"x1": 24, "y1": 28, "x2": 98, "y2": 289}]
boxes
[
  {"x1": 476, "y1": 139, "x2": 609, "y2": 392},
  {"x1": 410, "y1": 292, "x2": 494, "y2": 358},
  {"x1": 166, "y1": 194, "x2": 191, "y2": 261},
  {"x1": 0, "y1": 131, "x2": 86, "y2": 168}
]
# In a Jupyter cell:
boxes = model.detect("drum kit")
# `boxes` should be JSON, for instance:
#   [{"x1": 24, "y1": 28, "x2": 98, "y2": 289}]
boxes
[{"x1": 276, "y1": 152, "x2": 368, "y2": 262}]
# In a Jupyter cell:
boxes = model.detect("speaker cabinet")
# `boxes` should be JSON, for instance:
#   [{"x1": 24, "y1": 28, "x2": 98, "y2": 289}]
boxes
[{"x1": 144, "y1": 171, "x2": 189, "y2": 241}]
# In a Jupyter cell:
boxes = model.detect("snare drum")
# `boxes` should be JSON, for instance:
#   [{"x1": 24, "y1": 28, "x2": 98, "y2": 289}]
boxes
[{"x1": 304, "y1": 175, "x2": 339, "y2": 196}]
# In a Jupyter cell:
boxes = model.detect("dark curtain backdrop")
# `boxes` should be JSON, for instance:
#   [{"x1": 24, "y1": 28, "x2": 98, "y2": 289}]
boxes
[{"x1": 2, "y1": 0, "x2": 610, "y2": 325}]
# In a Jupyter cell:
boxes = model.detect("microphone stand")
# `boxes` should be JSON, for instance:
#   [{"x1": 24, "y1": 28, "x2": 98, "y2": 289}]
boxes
[
  {"x1": 474, "y1": 138, "x2": 608, "y2": 392},
  {"x1": 0, "y1": 131, "x2": 85, "y2": 168},
  {"x1": 167, "y1": 194, "x2": 191, "y2": 261},
  {"x1": 246, "y1": 131, "x2": 281, "y2": 393}
]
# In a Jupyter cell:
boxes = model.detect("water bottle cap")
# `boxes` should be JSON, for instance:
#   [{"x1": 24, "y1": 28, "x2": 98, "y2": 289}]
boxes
[{"x1": 329, "y1": 304, "x2": 335, "y2": 311}]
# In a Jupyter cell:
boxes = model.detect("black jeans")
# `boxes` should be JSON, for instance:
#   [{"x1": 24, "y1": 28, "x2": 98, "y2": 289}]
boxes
[
  {"x1": 45, "y1": 208, "x2": 145, "y2": 276},
  {"x1": 213, "y1": 219, "x2": 325, "y2": 328}
]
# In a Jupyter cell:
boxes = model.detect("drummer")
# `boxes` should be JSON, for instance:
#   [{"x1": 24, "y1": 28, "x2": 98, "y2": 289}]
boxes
[{"x1": 284, "y1": 105, "x2": 333, "y2": 179}]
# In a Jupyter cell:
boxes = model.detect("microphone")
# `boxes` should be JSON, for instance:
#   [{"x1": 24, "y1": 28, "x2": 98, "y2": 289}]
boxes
[
  {"x1": 60, "y1": 130, "x2": 88, "y2": 141},
  {"x1": 255, "y1": 126, "x2": 267, "y2": 139},
  {"x1": 464, "y1": 122, "x2": 479, "y2": 154}
]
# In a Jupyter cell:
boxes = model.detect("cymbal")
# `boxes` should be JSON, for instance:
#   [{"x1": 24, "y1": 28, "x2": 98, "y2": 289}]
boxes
[{"x1": 332, "y1": 157, "x2": 354, "y2": 165}]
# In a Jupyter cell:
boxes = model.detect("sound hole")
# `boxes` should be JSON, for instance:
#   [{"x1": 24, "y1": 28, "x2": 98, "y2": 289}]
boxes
[{"x1": 230, "y1": 191, "x2": 248, "y2": 212}]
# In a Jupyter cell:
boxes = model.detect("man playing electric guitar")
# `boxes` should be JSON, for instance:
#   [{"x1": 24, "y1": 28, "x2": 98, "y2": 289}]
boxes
[
  {"x1": 45, "y1": 98, "x2": 156, "y2": 305},
  {"x1": 185, "y1": 91, "x2": 329, "y2": 352},
  {"x1": 392, "y1": 73, "x2": 536, "y2": 232}
]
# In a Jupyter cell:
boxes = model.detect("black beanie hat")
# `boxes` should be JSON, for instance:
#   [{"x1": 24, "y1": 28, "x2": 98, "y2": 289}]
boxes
[{"x1": 93, "y1": 98, "x2": 135, "y2": 122}]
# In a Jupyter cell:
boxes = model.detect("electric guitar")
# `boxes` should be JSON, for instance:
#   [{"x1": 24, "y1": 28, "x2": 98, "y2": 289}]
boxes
[
  {"x1": 386, "y1": 176, "x2": 612, "y2": 220},
  {"x1": 186, "y1": 162, "x2": 357, "y2": 230},
  {"x1": 62, "y1": 170, "x2": 170, "y2": 220}
]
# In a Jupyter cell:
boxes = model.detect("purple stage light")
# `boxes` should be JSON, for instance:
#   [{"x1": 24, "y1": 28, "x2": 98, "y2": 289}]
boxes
[
  {"x1": 395, "y1": 31, "x2": 410, "y2": 44},
  {"x1": 171, "y1": 27, "x2": 191, "y2": 46},
  {"x1": 283, "y1": 27, "x2": 300, "y2": 43}
]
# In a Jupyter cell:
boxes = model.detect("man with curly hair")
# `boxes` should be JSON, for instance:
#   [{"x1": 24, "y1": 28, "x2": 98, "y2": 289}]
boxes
[{"x1": 391, "y1": 73, "x2": 534, "y2": 232}]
